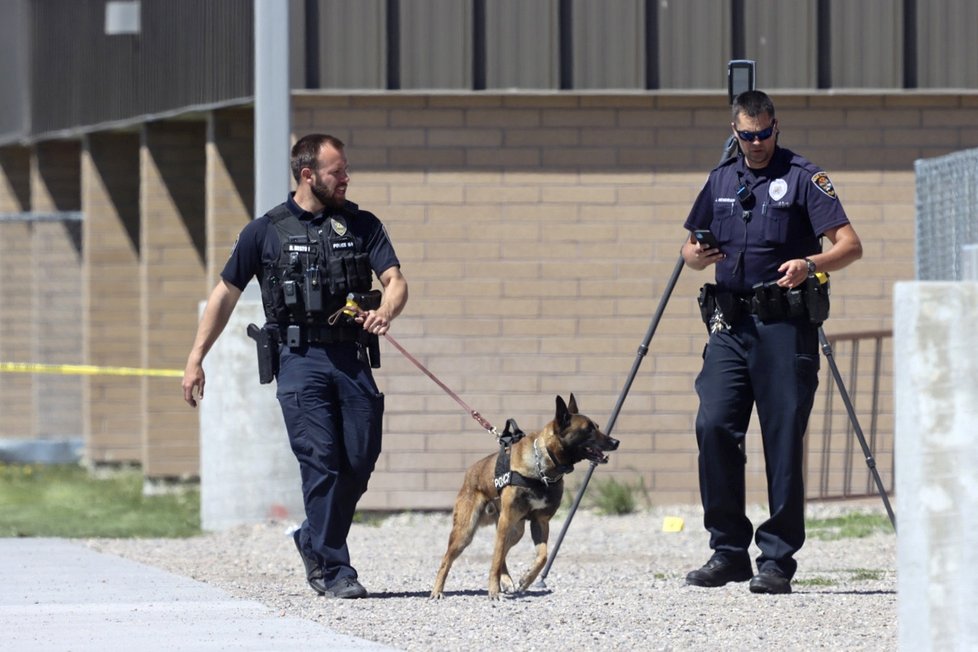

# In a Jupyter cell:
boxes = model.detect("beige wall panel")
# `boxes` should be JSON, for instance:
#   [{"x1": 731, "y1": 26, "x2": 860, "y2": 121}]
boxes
[
  {"x1": 141, "y1": 122, "x2": 207, "y2": 478},
  {"x1": 83, "y1": 132, "x2": 142, "y2": 464},
  {"x1": 30, "y1": 141, "x2": 83, "y2": 440}
]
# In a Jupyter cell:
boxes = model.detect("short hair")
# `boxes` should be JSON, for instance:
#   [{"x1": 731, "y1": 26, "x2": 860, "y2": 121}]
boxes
[
  {"x1": 731, "y1": 90, "x2": 775, "y2": 122},
  {"x1": 290, "y1": 134, "x2": 346, "y2": 182}
]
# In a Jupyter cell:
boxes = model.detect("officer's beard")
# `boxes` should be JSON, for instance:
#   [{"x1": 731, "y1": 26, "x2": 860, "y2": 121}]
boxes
[{"x1": 310, "y1": 180, "x2": 345, "y2": 211}]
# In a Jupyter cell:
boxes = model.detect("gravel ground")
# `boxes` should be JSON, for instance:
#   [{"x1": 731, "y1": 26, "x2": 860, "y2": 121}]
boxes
[{"x1": 86, "y1": 502, "x2": 897, "y2": 652}]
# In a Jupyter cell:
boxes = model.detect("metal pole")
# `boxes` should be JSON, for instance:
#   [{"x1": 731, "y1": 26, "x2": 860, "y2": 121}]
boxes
[
  {"x1": 818, "y1": 327, "x2": 897, "y2": 530},
  {"x1": 251, "y1": 0, "x2": 291, "y2": 304},
  {"x1": 254, "y1": 0, "x2": 291, "y2": 216},
  {"x1": 537, "y1": 251, "x2": 686, "y2": 585}
]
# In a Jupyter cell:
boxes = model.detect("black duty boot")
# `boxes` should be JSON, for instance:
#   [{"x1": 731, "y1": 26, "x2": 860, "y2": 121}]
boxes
[
  {"x1": 324, "y1": 576, "x2": 368, "y2": 599},
  {"x1": 749, "y1": 568, "x2": 792, "y2": 594},
  {"x1": 685, "y1": 555, "x2": 753, "y2": 587},
  {"x1": 293, "y1": 530, "x2": 327, "y2": 595}
]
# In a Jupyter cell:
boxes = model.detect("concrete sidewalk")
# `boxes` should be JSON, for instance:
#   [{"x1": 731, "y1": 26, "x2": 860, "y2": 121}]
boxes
[{"x1": 0, "y1": 538, "x2": 397, "y2": 651}]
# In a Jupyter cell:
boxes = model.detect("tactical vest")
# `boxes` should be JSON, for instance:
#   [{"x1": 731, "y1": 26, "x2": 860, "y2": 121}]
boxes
[{"x1": 259, "y1": 204, "x2": 373, "y2": 343}]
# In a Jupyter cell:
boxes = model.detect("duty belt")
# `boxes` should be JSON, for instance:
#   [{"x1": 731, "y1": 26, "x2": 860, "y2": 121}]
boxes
[
  {"x1": 717, "y1": 292, "x2": 757, "y2": 315},
  {"x1": 285, "y1": 323, "x2": 360, "y2": 345}
]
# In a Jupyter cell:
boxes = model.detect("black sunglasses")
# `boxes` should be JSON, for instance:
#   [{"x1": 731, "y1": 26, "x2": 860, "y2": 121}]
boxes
[{"x1": 736, "y1": 121, "x2": 777, "y2": 142}]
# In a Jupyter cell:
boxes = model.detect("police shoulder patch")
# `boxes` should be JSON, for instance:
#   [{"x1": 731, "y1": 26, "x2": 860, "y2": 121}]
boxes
[{"x1": 811, "y1": 171, "x2": 837, "y2": 199}]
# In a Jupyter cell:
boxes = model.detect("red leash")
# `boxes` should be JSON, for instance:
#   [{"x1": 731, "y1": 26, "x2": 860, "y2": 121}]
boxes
[{"x1": 331, "y1": 297, "x2": 498, "y2": 437}]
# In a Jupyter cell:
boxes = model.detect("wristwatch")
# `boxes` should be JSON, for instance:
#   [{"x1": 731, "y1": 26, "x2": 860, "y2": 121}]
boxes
[{"x1": 805, "y1": 258, "x2": 817, "y2": 274}]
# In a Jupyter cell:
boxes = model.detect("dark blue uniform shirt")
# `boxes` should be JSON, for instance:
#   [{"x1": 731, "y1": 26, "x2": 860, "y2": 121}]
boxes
[
  {"x1": 220, "y1": 193, "x2": 400, "y2": 292},
  {"x1": 683, "y1": 147, "x2": 849, "y2": 294}
]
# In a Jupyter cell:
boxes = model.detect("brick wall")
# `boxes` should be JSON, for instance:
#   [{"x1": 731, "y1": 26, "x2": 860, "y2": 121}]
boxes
[
  {"x1": 207, "y1": 109, "x2": 254, "y2": 288},
  {"x1": 289, "y1": 92, "x2": 978, "y2": 509},
  {"x1": 83, "y1": 132, "x2": 142, "y2": 463},
  {"x1": 141, "y1": 121, "x2": 207, "y2": 477},
  {"x1": 0, "y1": 147, "x2": 33, "y2": 439},
  {"x1": 30, "y1": 141, "x2": 83, "y2": 440},
  {"x1": 3, "y1": 92, "x2": 977, "y2": 509}
]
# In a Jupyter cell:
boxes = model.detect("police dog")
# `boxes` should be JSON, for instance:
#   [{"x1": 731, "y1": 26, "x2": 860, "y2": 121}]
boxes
[{"x1": 431, "y1": 394, "x2": 619, "y2": 599}]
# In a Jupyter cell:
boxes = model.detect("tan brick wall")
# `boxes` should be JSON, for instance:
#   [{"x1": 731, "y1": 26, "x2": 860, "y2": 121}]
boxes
[
  {"x1": 207, "y1": 109, "x2": 254, "y2": 288},
  {"x1": 290, "y1": 92, "x2": 978, "y2": 510},
  {"x1": 141, "y1": 122, "x2": 207, "y2": 478},
  {"x1": 83, "y1": 132, "x2": 142, "y2": 463},
  {"x1": 30, "y1": 141, "x2": 84, "y2": 440},
  {"x1": 3, "y1": 92, "x2": 975, "y2": 509},
  {"x1": 0, "y1": 147, "x2": 33, "y2": 438}
]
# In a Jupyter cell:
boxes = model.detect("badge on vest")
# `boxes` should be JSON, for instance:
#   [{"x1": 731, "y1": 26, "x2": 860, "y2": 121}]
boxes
[
  {"x1": 330, "y1": 217, "x2": 348, "y2": 236},
  {"x1": 768, "y1": 178, "x2": 788, "y2": 201}
]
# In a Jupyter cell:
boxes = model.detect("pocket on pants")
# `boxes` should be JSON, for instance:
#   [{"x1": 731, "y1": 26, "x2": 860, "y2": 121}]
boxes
[{"x1": 277, "y1": 391, "x2": 314, "y2": 458}]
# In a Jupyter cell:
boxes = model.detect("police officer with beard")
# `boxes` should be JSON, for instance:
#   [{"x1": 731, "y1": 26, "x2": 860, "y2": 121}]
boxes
[
  {"x1": 182, "y1": 134, "x2": 408, "y2": 598},
  {"x1": 681, "y1": 91, "x2": 862, "y2": 594}
]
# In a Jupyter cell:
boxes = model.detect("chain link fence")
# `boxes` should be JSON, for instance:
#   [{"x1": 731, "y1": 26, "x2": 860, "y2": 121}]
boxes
[{"x1": 915, "y1": 147, "x2": 978, "y2": 280}]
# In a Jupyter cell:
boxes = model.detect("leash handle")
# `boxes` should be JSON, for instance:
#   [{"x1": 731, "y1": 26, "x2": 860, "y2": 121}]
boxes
[{"x1": 340, "y1": 295, "x2": 498, "y2": 436}]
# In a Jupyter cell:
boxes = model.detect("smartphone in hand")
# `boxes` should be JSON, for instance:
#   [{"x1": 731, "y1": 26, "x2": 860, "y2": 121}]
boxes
[{"x1": 694, "y1": 229, "x2": 720, "y2": 250}]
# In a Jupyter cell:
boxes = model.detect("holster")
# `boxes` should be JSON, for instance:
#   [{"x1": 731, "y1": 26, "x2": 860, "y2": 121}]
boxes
[
  {"x1": 804, "y1": 274, "x2": 831, "y2": 324},
  {"x1": 350, "y1": 290, "x2": 383, "y2": 368},
  {"x1": 361, "y1": 332, "x2": 381, "y2": 369},
  {"x1": 247, "y1": 323, "x2": 280, "y2": 384},
  {"x1": 698, "y1": 283, "x2": 748, "y2": 332},
  {"x1": 697, "y1": 284, "x2": 717, "y2": 327},
  {"x1": 349, "y1": 289, "x2": 382, "y2": 312}
]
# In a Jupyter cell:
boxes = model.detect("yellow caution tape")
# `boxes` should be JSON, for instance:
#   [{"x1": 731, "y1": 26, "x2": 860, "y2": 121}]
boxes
[
  {"x1": 662, "y1": 516, "x2": 685, "y2": 533},
  {"x1": 0, "y1": 362, "x2": 182, "y2": 378}
]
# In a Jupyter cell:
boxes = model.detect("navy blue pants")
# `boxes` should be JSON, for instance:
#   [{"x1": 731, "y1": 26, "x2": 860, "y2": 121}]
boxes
[
  {"x1": 693, "y1": 315, "x2": 820, "y2": 579},
  {"x1": 275, "y1": 342, "x2": 384, "y2": 585}
]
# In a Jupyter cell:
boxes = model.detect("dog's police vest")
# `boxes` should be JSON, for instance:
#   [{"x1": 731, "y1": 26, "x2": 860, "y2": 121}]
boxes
[{"x1": 259, "y1": 204, "x2": 373, "y2": 341}]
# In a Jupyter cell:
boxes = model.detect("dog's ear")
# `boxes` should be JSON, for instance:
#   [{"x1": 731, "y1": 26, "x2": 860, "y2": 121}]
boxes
[
  {"x1": 567, "y1": 393, "x2": 578, "y2": 414},
  {"x1": 555, "y1": 395, "x2": 571, "y2": 430}
]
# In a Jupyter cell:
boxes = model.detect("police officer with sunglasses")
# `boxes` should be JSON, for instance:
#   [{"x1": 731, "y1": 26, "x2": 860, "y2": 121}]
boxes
[{"x1": 680, "y1": 90, "x2": 863, "y2": 594}]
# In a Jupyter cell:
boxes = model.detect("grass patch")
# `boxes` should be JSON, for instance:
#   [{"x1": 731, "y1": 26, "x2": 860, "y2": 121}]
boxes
[
  {"x1": 795, "y1": 569, "x2": 885, "y2": 588},
  {"x1": 850, "y1": 569, "x2": 884, "y2": 582},
  {"x1": 558, "y1": 475, "x2": 650, "y2": 516},
  {"x1": 588, "y1": 476, "x2": 651, "y2": 515},
  {"x1": 807, "y1": 511, "x2": 892, "y2": 540},
  {"x1": 0, "y1": 463, "x2": 200, "y2": 538}
]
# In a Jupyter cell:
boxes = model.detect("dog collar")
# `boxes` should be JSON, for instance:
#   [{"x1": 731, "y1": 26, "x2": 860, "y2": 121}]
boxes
[{"x1": 533, "y1": 439, "x2": 574, "y2": 485}]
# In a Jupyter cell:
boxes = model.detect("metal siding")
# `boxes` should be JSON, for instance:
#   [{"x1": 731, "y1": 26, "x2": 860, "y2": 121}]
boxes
[
  {"x1": 316, "y1": 0, "x2": 386, "y2": 90},
  {"x1": 571, "y1": 0, "x2": 644, "y2": 89},
  {"x1": 288, "y1": 0, "x2": 306, "y2": 89},
  {"x1": 484, "y1": 0, "x2": 559, "y2": 90},
  {"x1": 917, "y1": 0, "x2": 978, "y2": 88},
  {"x1": 28, "y1": 0, "x2": 252, "y2": 139},
  {"x1": 657, "y1": 0, "x2": 730, "y2": 89},
  {"x1": 0, "y1": 0, "x2": 30, "y2": 141},
  {"x1": 744, "y1": 0, "x2": 817, "y2": 90},
  {"x1": 399, "y1": 0, "x2": 471, "y2": 89},
  {"x1": 830, "y1": 0, "x2": 901, "y2": 88}
]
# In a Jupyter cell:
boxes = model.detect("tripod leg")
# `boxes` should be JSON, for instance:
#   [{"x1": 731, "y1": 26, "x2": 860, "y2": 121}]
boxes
[{"x1": 818, "y1": 327, "x2": 897, "y2": 531}]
